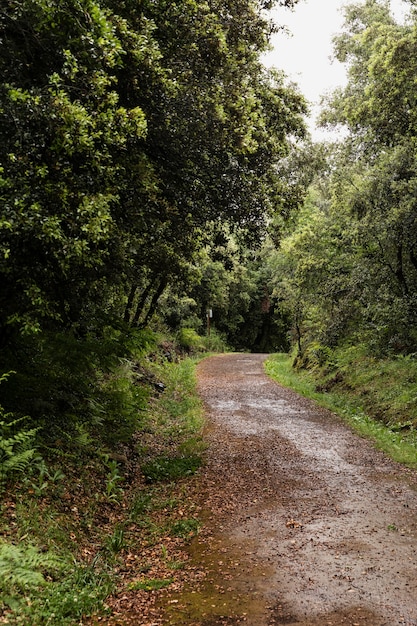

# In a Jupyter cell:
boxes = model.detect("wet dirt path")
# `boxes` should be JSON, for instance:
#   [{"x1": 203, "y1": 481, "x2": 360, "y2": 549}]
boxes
[{"x1": 164, "y1": 353, "x2": 417, "y2": 626}]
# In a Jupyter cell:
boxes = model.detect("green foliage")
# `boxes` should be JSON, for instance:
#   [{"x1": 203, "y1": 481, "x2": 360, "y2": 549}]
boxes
[
  {"x1": 271, "y1": 4, "x2": 417, "y2": 361},
  {"x1": 102, "y1": 456, "x2": 124, "y2": 503},
  {"x1": 201, "y1": 329, "x2": 230, "y2": 354},
  {"x1": 265, "y1": 353, "x2": 321, "y2": 398},
  {"x1": 0, "y1": 0, "x2": 306, "y2": 451},
  {"x1": 0, "y1": 541, "x2": 63, "y2": 591},
  {"x1": 23, "y1": 457, "x2": 66, "y2": 498},
  {"x1": 321, "y1": 0, "x2": 413, "y2": 145},
  {"x1": 0, "y1": 391, "x2": 39, "y2": 486},
  {"x1": 0, "y1": 0, "x2": 306, "y2": 352},
  {"x1": 0, "y1": 352, "x2": 206, "y2": 625},
  {"x1": 157, "y1": 228, "x2": 297, "y2": 352},
  {"x1": 105, "y1": 525, "x2": 126, "y2": 554},
  {"x1": 0, "y1": 330, "x2": 153, "y2": 448},
  {"x1": 128, "y1": 577, "x2": 173, "y2": 592},
  {"x1": 149, "y1": 357, "x2": 205, "y2": 436},
  {"x1": 138, "y1": 356, "x2": 206, "y2": 484},
  {"x1": 0, "y1": 425, "x2": 37, "y2": 485},
  {"x1": 293, "y1": 342, "x2": 337, "y2": 371},
  {"x1": 177, "y1": 328, "x2": 206, "y2": 353},
  {"x1": 16, "y1": 560, "x2": 115, "y2": 625},
  {"x1": 0, "y1": 541, "x2": 115, "y2": 624},
  {"x1": 169, "y1": 518, "x2": 200, "y2": 539},
  {"x1": 128, "y1": 493, "x2": 154, "y2": 521}
]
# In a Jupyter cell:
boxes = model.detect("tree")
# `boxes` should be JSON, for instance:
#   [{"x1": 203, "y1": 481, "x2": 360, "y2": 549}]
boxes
[
  {"x1": 114, "y1": 0, "x2": 307, "y2": 326},
  {"x1": 0, "y1": 0, "x2": 307, "y2": 343},
  {"x1": 320, "y1": 0, "x2": 415, "y2": 148},
  {"x1": 0, "y1": 0, "x2": 157, "y2": 339},
  {"x1": 274, "y1": 0, "x2": 417, "y2": 358},
  {"x1": 0, "y1": 0, "x2": 308, "y2": 440}
]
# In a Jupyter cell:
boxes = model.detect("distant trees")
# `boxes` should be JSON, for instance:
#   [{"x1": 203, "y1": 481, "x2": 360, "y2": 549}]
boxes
[{"x1": 273, "y1": 0, "x2": 417, "y2": 359}]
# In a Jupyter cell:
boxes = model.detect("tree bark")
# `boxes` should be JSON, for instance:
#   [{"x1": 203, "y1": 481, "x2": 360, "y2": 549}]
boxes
[
  {"x1": 123, "y1": 285, "x2": 137, "y2": 324},
  {"x1": 131, "y1": 281, "x2": 154, "y2": 327},
  {"x1": 140, "y1": 278, "x2": 168, "y2": 328}
]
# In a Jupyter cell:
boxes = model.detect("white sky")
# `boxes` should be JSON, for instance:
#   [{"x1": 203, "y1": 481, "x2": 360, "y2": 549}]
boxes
[{"x1": 263, "y1": 0, "x2": 411, "y2": 140}]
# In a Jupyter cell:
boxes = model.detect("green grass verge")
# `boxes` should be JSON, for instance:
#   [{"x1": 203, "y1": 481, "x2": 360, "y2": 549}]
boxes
[
  {"x1": 128, "y1": 577, "x2": 174, "y2": 591},
  {"x1": 265, "y1": 352, "x2": 417, "y2": 468}
]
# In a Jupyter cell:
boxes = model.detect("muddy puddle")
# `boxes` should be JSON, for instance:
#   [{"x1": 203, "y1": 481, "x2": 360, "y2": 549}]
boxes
[
  {"x1": 159, "y1": 354, "x2": 417, "y2": 626},
  {"x1": 164, "y1": 535, "x2": 272, "y2": 625}
]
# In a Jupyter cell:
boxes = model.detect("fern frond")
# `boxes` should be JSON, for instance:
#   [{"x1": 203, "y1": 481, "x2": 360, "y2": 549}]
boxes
[
  {"x1": 0, "y1": 417, "x2": 39, "y2": 484},
  {"x1": 0, "y1": 542, "x2": 63, "y2": 590},
  {"x1": 0, "y1": 449, "x2": 36, "y2": 476}
]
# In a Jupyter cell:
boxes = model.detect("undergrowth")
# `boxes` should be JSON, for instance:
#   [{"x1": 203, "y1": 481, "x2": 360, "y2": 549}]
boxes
[
  {"x1": 265, "y1": 351, "x2": 417, "y2": 467},
  {"x1": 0, "y1": 336, "x2": 206, "y2": 625}
]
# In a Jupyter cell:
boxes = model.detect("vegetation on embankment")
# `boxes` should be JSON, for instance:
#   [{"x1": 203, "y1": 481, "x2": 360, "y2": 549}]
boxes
[
  {"x1": 266, "y1": 349, "x2": 417, "y2": 468},
  {"x1": 0, "y1": 331, "x2": 213, "y2": 625}
]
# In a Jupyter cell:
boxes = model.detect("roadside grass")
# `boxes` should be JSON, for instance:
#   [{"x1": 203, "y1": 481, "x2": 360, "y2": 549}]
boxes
[
  {"x1": 0, "y1": 472, "x2": 116, "y2": 625},
  {"x1": 265, "y1": 351, "x2": 417, "y2": 468},
  {"x1": 128, "y1": 577, "x2": 174, "y2": 591},
  {"x1": 147, "y1": 357, "x2": 205, "y2": 437},
  {"x1": 0, "y1": 353, "x2": 206, "y2": 625}
]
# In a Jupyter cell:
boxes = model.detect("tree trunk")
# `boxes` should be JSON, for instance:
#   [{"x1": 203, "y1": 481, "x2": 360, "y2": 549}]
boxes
[
  {"x1": 140, "y1": 278, "x2": 168, "y2": 328},
  {"x1": 131, "y1": 281, "x2": 154, "y2": 327},
  {"x1": 124, "y1": 285, "x2": 137, "y2": 324}
]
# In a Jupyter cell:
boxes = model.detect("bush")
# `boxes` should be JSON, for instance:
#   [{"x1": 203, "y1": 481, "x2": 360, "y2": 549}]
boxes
[
  {"x1": 293, "y1": 342, "x2": 337, "y2": 371},
  {"x1": 201, "y1": 329, "x2": 229, "y2": 353},
  {"x1": 176, "y1": 328, "x2": 206, "y2": 353},
  {"x1": 0, "y1": 328, "x2": 156, "y2": 448}
]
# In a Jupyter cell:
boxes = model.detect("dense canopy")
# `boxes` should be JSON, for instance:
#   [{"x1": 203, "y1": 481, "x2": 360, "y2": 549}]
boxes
[
  {"x1": 272, "y1": 0, "x2": 417, "y2": 361},
  {"x1": 0, "y1": 0, "x2": 307, "y2": 441},
  {"x1": 0, "y1": 0, "x2": 305, "y2": 343}
]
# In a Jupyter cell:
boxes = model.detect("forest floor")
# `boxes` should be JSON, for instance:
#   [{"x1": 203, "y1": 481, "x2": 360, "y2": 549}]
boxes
[{"x1": 96, "y1": 353, "x2": 417, "y2": 626}]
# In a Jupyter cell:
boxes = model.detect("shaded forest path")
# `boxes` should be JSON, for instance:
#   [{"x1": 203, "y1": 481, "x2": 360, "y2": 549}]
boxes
[{"x1": 163, "y1": 353, "x2": 417, "y2": 626}]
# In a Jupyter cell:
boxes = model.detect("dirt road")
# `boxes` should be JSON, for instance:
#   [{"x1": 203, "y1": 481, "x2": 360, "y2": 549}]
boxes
[{"x1": 164, "y1": 353, "x2": 417, "y2": 626}]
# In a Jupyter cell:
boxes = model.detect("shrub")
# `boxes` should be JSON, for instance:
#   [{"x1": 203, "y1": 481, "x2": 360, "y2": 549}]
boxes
[{"x1": 176, "y1": 328, "x2": 206, "y2": 353}]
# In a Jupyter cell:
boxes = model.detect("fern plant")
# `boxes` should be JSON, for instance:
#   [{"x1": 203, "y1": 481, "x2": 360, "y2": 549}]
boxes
[
  {"x1": 0, "y1": 541, "x2": 63, "y2": 590},
  {"x1": 102, "y1": 455, "x2": 124, "y2": 503},
  {"x1": 0, "y1": 416, "x2": 39, "y2": 487},
  {"x1": 0, "y1": 372, "x2": 40, "y2": 487}
]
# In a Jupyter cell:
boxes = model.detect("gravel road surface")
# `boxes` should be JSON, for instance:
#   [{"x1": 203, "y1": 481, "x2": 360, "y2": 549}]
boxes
[{"x1": 164, "y1": 353, "x2": 417, "y2": 626}]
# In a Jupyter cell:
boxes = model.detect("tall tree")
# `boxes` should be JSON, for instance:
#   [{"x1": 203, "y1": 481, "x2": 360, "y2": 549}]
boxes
[
  {"x1": 0, "y1": 0, "x2": 306, "y2": 342},
  {"x1": 0, "y1": 0, "x2": 157, "y2": 338},
  {"x1": 275, "y1": 0, "x2": 417, "y2": 357}
]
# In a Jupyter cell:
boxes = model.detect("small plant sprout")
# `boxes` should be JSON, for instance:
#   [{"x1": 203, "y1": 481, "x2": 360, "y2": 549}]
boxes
[{"x1": 102, "y1": 455, "x2": 124, "y2": 503}]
